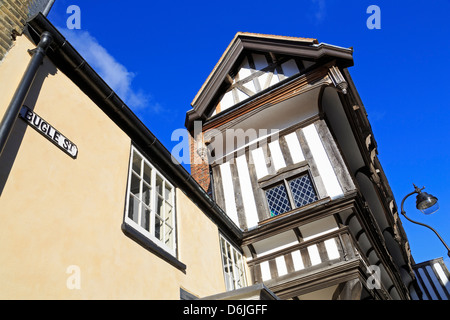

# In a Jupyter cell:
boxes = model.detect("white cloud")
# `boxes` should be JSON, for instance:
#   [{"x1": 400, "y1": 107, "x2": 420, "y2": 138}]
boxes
[
  {"x1": 59, "y1": 28, "x2": 156, "y2": 112},
  {"x1": 311, "y1": 0, "x2": 326, "y2": 23}
]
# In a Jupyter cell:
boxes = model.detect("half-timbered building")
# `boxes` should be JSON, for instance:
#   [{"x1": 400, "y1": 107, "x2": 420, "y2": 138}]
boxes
[
  {"x1": 1, "y1": 1, "x2": 448, "y2": 299},
  {"x1": 186, "y1": 32, "x2": 424, "y2": 299}
]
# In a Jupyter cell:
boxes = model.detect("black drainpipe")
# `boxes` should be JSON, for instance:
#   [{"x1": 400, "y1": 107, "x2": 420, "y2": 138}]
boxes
[{"x1": 0, "y1": 31, "x2": 53, "y2": 157}]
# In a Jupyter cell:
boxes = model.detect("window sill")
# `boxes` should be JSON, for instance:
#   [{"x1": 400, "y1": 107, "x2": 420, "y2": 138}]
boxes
[
  {"x1": 258, "y1": 197, "x2": 331, "y2": 226},
  {"x1": 121, "y1": 222, "x2": 187, "y2": 273}
]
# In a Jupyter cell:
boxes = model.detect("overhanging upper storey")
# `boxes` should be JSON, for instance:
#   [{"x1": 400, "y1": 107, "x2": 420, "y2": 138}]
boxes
[{"x1": 185, "y1": 32, "x2": 354, "y2": 130}]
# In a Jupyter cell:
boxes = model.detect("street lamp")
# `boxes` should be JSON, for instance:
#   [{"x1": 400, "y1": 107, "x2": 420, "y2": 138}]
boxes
[{"x1": 400, "y1": 184, "x2": 450, "y2": 258}]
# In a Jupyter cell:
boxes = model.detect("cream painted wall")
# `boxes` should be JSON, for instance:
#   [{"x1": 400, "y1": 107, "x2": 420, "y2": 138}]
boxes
[
  {"x1": 176, "y1": 190, "x2": 227, "y2": 298},
  {"x1": 0, "y1": 35, "x2": 227, "y2": 299}
]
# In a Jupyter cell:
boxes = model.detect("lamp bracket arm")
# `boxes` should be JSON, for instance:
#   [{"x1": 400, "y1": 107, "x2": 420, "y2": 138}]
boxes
[{"x1": 400, "y1": 210, "x2": 450, "y2": 257}]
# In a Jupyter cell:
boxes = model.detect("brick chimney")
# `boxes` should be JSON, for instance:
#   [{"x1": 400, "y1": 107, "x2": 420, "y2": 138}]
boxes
[{"x1": 189, "y1": 126, "x2": 211, "y2": 194}]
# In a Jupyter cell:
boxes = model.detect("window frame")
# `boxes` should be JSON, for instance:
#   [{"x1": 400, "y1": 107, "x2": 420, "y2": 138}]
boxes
[
  {"x1": 219, "y1": 234, "x2": 247, "y2": 291},
  {"x1": 124, "y1": 145, "x2": 177, "y2": 257},
  {"x1": 262, "y1": 167, "x2": 319, "y2": 217}
]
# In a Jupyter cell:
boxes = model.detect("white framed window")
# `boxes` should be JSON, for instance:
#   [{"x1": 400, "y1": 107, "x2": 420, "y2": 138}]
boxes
[
  {"x1": 220, "y1": 235, "x2": 247, "y2": 291},
  {"x1": 125, "y1": 145, "x2": 176, "y2": 256}
]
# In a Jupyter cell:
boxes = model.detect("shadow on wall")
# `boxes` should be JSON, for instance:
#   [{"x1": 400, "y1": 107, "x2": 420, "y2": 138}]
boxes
[{"x1": 0, "y1": 57, "x2": 57, "y2": 196}]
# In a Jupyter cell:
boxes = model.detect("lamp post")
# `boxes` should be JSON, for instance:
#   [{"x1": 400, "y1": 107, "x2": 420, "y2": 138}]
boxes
[{"x1": 400, "y1": 184, "x2": 450, "y2": 258}]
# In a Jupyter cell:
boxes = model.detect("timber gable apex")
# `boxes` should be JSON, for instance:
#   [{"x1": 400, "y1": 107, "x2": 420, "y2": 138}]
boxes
[{"x1": 185, "y1": 32, "x2": 354, "y2": 130}]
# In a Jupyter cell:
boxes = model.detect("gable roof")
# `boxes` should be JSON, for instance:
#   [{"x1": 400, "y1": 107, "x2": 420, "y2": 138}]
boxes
[
  {"x1": 185, "y1": 32, "x2": 354, "y2": 130},
  {"x1": 191, "y1": 32, "x2": 319, "y2": 105}
]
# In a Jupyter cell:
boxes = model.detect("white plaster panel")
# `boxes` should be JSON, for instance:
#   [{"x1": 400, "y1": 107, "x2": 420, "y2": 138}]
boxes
[
  {"x1": 252, "y1": 53, "x2": 268, "y2": 70},
  {"x1": 236, "y1": 154, "x2": 259, "y2": 228},
  {"x1": 219, "y1": 161, "x2": 239, "y2": 226},
  {"x1": 238, "y1": 57, "x2": 252, "y2": 79},
  {"x1": 220, "y1": 90, "x2": 234, "y2": 112},
  {"x1": 284, "y1": 132, "x2": 305, "y2": 163},
  {"x1": 302, "y1": 124, "x2": 343, "y2": 199},
  {"x1": 268, "y1": 139, "x2": 286, "y2": 172},
  {"x1": 281, "y1": 59, "x2": 299, "y2": 77},
  {"x1": 307, "y1": 245, "x2": 321, "y2": 266},
  {"x1": 275, "y1": 256, "x2": 288, "y2": 277},
  {"x1": 324, "y1": 238, "x2": 340, "y2": 260},
  {"x1": 260, "y1": 261, "x2": 271, "y2": 281},
  {"x1": 291, "y1": 250, "x2": 304, "y2": 271},
  {"x1": 251, "y1": 147, "x2": 268, "y2": 179},
  {"x1": 434, "y1": 262, "x2": 450, "y2": 292}
]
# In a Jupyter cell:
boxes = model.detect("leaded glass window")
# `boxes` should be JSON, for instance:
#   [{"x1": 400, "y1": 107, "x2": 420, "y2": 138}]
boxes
[
  {"x1": 265, "y1": 172, "x2": 318, "y2": 217},
  {"x1": 289, "y1": 174, "x2": 318, "y2": 207},
  {"x1": 266, "y1": 184, "x2": 292, "y2": 216}
]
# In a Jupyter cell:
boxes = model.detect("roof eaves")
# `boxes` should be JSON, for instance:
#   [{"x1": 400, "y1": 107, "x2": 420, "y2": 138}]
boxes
[
  {"x1": 25, "y1": 13, "x2": 243, "y2": 242},
  {"x1": 190, "y1": 32, "x2": 319, "y2": 108}
]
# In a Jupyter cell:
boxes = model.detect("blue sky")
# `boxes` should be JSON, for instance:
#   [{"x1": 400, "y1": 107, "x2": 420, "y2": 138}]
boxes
[{"x1": 47, "y1": 0, "x2": 450, "y2": 266}]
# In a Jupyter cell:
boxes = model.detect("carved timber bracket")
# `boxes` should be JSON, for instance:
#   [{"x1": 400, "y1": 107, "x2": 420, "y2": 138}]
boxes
[
  {"x1": 196, "y1": 145, "x2": 209, "y2": 162},
  {"x1": 328, "y1": 66, "x2": 348, "y2": 94}
]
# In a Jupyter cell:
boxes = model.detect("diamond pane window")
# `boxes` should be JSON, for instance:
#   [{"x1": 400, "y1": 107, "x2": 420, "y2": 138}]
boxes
[
  {"x1": 266, "y1": 184, "x2": 292, "y2": 216},
  {"x1": 289, "y1": 174, "x2": 318, "y2": 208},
  {"x1": 264, "y1": 171, "x2": 319, "y2": 217}
]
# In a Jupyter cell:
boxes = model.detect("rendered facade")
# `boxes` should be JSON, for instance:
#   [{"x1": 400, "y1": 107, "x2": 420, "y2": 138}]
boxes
[
  {"x1": 0, "y1": 3, "x2": 449, "y2": 300},
  {"x1": 0, "y1": 10, "x2": 240, "y2": 300}
]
